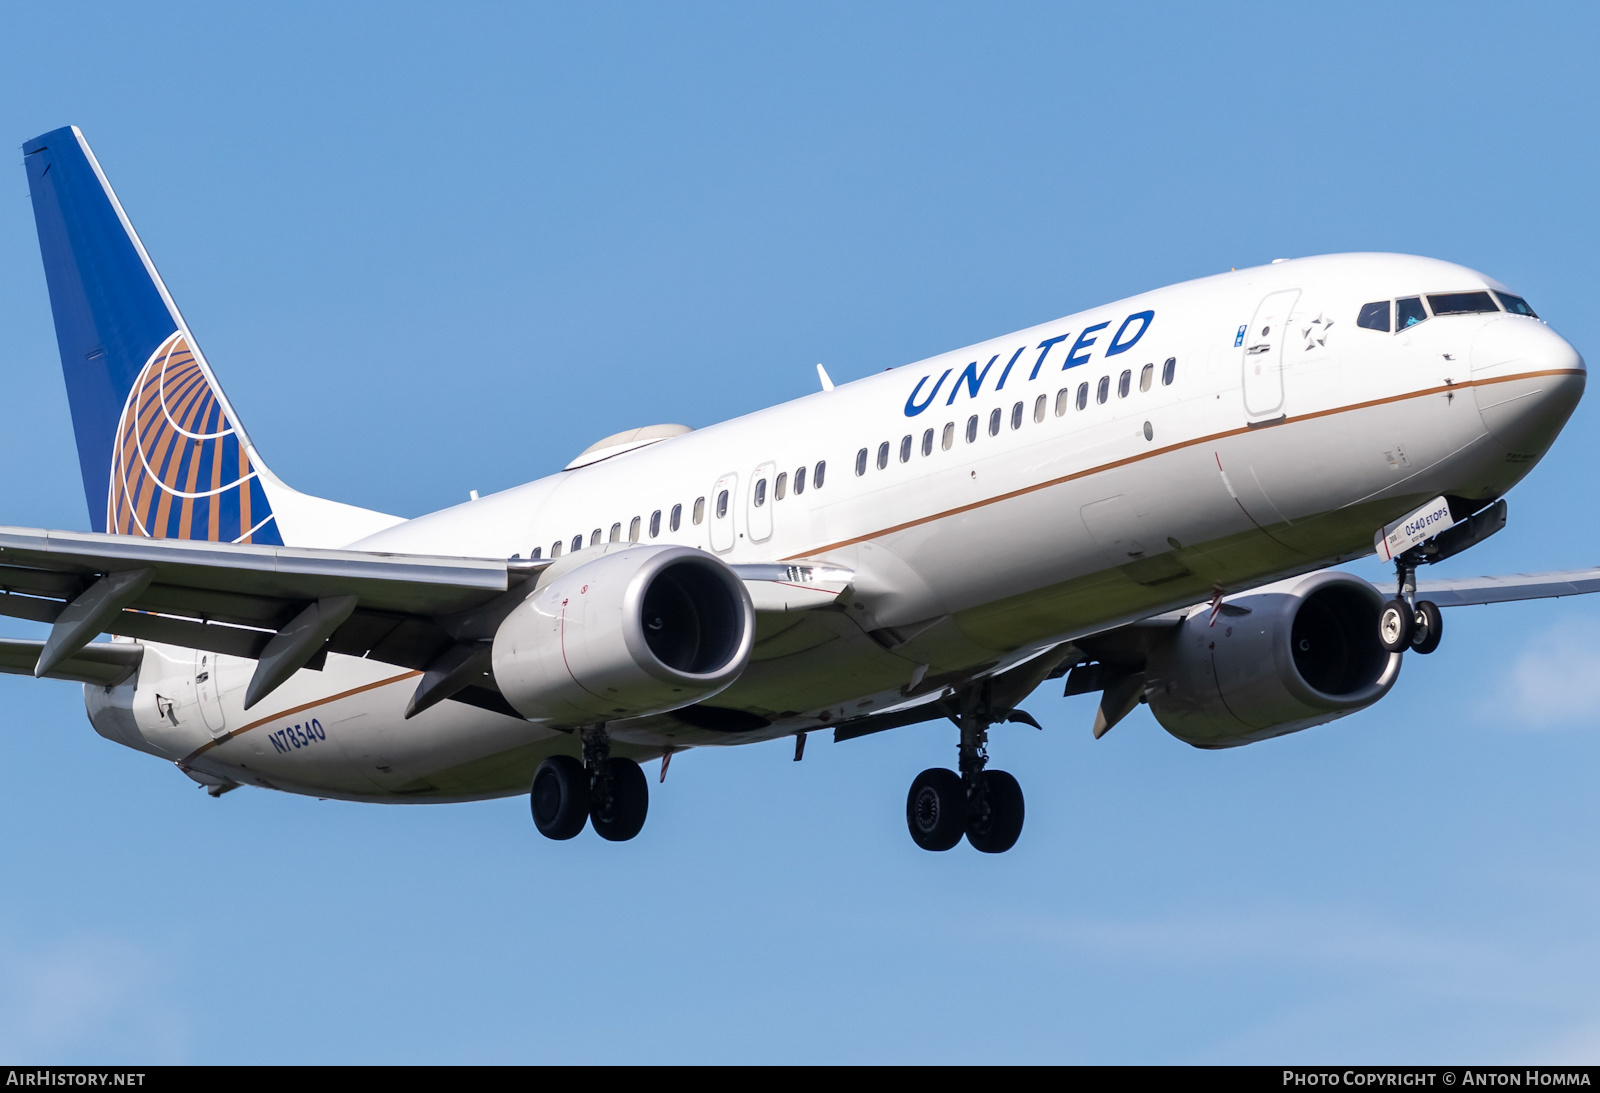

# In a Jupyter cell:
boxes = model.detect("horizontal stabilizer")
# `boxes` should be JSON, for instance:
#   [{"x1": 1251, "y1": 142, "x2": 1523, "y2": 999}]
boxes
[{"x1": 0, "y1": 638, "x2": 141, "y2": 687}]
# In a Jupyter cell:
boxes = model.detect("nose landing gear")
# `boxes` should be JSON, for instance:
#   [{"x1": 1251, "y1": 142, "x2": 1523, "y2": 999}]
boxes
[
  {"x1": 530, "y1": 725, "x2": 649, "y2": 842},
  {"x1": 1376, "y1": 498, "x2": 1509, "y2": 658},
  {"x1": 1379, "y1": 552, "x2": 1445, "y2": 657},
  {"x1": 905, "y1": 692, "x2": 1027, "y2": 854}
]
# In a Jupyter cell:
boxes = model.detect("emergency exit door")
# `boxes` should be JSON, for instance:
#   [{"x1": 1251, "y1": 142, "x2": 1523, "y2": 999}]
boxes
[{"x1": 709, "y1": 472, "x2": 737, "y2": 552}]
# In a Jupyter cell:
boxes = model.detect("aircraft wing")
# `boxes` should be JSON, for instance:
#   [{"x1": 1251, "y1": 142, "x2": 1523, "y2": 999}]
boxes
[
  {"x1": 0, "y1": 525, "x2": 850, "y2": 714},
  {"x1": 0, "y1": 525, "x2": 531, "y2": 661},
  {"x1": 847, "y1": 564, "x2": 1600, "y2": 745},
  {"x1": 0, "y1": 525, "x2": 546, "y2": 714},
  {"x1": 1413, "y1": 568, "x2": 1600, "y2": 607}
]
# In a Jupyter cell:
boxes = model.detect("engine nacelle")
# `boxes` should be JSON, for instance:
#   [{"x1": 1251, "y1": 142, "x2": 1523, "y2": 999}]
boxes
[
  {"x1": 492, "y1": 544, "x2": 754, "y2": 727},
  {"x1": 1145, "y1": 571, "x2": 1402, "y2": 749}
]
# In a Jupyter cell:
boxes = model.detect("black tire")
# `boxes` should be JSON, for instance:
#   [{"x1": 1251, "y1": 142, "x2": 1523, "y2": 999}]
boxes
[
  {"x1": 1378, "y1": 598, "x2": 1414, "y2": 654},
  {"x1": 592, "y1": 757, "x2": 649, "y2": 842},
  {"x1": 906, "y1": 768, "x2": 966, "y2": 851},
  {"x1": 966, "y1": 770, "x2": 1025, "y2": 854},
  {"x1": 1411, "y1": 599, "x2": 1443, "y2": 655},
  {"x1": 530, "y1": 755, "x2": 589, "y2": 840}
]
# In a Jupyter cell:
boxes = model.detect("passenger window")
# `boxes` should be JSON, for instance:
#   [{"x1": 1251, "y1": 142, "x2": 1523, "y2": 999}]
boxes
[
  {"x1": 1428, "y1": 291, "x2": 1499, "y2": 316},
  {"x1": 876, "y1": 442, "x2": 889, "y2": 470},
  {"x1": 1006, "y1": 402, "x2": 1019, "y2": 429},
  {"x1": 775, "y1": 472, "x2": 787, "y2": 500},
  {"x1": 629, "y1": 517, "x2": 640, "y2": 542},
  {"x1": 922, "y1": 428, "x2": 933, "y2": 456},
  {"x1": 1097, "y1": 376, "x2": 1110, "y2": 404},
  {"x1": 1162, "y1": 357, "x2": 1176, "y2": 385},
  {"x1": 1034, "y1": 394, "x2": 1047, "y2": 422},
  {"x1": 650, "y1": 510, "x2": 662, "y2": 537},
  {"x1": 942, "y1": 422, "x2": 955, "y2": 450},
  {"x1": 552, "y1": 541, "x2": 563, "y2": 558},
  {"x1": 592, "y1": 528, "x2": 603, "y2": 546},
  {"x1": 1077, "y1": 382, "x2": 1088, "y2": 410},
  {"x1": 1495, "y1": 291, "x2": 1538, "y2": 317},
  {"x1": 1397, "y1": 296, "x2": 1427, "y2": 329},
  {"x1": 1117, "y1": 370, "x2": 1131, "y2": 398},
  {"x1": 693, "y1": 498, "x2": 705, "y2": 525},
  {"x1": 1357, "y1": 301, "x2": 1391, "y2": 332},
  {"x1": 1139, "y1": 364, "x2": 1153, "y2": 392},
  {"x1": 531, "y1": 546, "x2": 542, "y2": 559},
  {"x1": 900, "y1": 435, "x2": 912, "y2": 462},
  {"x1": 795, "y1": 466, "x2": 807, "y2": 493},
  {"x1": 1055, "y1": 388, "x2": 1069, "y2": 416},
  {"x1": 966, "y1": 415, "x2": 978, "y2": 443},
  {"x1": 855, "y1": 448, "x2": 868, "y2": 476},
  {"x1": 572, "y1": 534, "x2": 584, "y2": 552},
  {"x1": 754, "y1": 479, "x2": 767, "y2": 507},
  {"x1": 988, "y1": 408, "x2": 1002, "y2": 436},
  {"x1": 671, "y1": 504, "x2": 682, "y2": 531},
  {"x1": 814, "y1": 461, "x2": 825, "y2": 488},
  {"x1": 716, "y1": 490, "x2": 729, "y2": 519},
  {"x1": 609, "y1": 523, "x2": 621, "y2": 542}
]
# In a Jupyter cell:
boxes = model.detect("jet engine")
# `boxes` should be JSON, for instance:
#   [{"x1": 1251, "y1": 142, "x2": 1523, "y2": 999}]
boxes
[
  {"x1": 492, "y1": 544, "x2": 754, "y2": 727},
  {"x1": 1144, "y1": 571, "x2": 1402, "y2": 748}
]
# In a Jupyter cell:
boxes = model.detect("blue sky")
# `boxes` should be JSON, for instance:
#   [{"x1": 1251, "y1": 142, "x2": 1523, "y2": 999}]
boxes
[{"x1": 1, "y1": 1, "x2": 1598, "y2": 1063}]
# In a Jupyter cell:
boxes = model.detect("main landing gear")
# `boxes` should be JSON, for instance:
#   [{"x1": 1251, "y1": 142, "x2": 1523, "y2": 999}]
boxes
[
  {"x1": 1378, "y1": 553, "x2": 1443, "y2": 656},
  {"x1": 906, "y1": 697, "x2": 1025, "y2": 854},
  {"x1": 530, "y1": 726, "x2": 648, "y2": 842}
]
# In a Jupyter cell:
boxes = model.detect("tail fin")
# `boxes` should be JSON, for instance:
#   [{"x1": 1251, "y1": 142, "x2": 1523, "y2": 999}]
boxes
[{"x1": 22, "y1": 126, "x2": 399, "y2": 547}]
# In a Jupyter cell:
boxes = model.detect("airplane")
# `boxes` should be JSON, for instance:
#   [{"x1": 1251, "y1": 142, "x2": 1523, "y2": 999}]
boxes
[{"x1": 7, "y1": 124, "x2": 1593, "y2": 854}]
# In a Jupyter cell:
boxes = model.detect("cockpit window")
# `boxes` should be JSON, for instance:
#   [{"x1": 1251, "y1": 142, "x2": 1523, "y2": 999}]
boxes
[
  {"x1": 1357, "y1": 301, "x2": 1391, "y2": 332},
  {"x1": 1396, "y1": 296, "x2": 1428, "y2": 329},
  {"x1": 1495, "y1": 291, "x2": 1538, "y2": 318},
  {"x1": 1427, "y1": 291, "x2": 1499, "y2": 316}
]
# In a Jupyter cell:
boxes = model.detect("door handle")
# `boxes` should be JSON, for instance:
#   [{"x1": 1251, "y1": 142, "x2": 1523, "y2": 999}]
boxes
[{"x1": 1246, "y1": 344, "x2": 1271, "y2": 355}]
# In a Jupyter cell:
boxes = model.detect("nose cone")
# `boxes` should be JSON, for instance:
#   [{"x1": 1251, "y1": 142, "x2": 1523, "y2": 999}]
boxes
[{"x1": 1471, "y1": 318, "x2": 1586, "y2": 456}]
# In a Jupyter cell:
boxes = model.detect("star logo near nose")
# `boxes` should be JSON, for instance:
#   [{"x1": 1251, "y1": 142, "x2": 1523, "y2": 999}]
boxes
[{"x1": 1302, "y1": 313, "x2": 1333, "y2": 350}]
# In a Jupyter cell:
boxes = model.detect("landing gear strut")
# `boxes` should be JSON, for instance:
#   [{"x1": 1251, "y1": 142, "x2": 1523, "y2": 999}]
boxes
[
  {"x1": 1378, "y1": 552, "x2": 1443, "y2": 656},
  {"x1": 906, "y1": 689, "x2": 1026, "y2": 854},
  {"x1": 530, "y1": 725, "x2": 649, "y2": 842}
]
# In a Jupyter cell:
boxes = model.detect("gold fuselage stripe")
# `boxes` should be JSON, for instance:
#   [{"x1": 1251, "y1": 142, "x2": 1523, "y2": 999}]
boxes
[
  {"x1": 784, "y1": 368, "x2": 1581, "y2": 560},
  {"x1": 179, "y1": 669, "x2": 422, "y2": 768}
]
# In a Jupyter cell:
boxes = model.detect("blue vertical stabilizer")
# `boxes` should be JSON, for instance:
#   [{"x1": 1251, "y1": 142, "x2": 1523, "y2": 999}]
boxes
[{"x1": 23, "y1": 126, "x2": 281, "y2": 544}]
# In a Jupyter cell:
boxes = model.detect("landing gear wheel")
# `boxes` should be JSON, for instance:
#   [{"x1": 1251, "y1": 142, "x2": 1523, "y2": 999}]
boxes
[
  {"x1": 1378, "y1": 598, "x2": 1414, "y2": 654},
  {"x1": 1410, "y1": 599, "x2": 1443, "y2": 655},
  {"x1": 530, "y1": 755, "x2": 590, "y2": 840},
  {"x1": 591, "y1": 757, "x2": 649, "y2": 842},
  {"x1": 966, "y1": 770, "x2": 1025, "y2": 854},
  {"x1": 907, "y1": 768, "x2": 966, "y2": 851}
]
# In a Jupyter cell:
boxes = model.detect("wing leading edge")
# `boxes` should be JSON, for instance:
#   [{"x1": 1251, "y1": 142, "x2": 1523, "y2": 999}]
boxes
[
  {"x1": 0, "y1": 524, "x2": 539, "y2": 713},
  {"x1": 0, "y1": 526, "x2": 851, "y2": 716}
]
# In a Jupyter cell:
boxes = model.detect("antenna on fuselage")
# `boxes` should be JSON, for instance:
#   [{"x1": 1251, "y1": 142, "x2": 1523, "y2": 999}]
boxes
[{"x1": 816, "y1": 363, "x2": 835, "y2": 391}]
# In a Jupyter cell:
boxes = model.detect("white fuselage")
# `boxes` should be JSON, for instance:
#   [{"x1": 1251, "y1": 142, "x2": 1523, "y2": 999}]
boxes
[{"x1": 85, "y1": 253, "x2": 1585, "y2": 801}]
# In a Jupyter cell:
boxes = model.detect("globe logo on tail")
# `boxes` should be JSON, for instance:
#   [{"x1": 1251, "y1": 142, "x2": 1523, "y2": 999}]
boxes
[{"x1": 107, "y1": 332, "x2": 279, "y2": 544}]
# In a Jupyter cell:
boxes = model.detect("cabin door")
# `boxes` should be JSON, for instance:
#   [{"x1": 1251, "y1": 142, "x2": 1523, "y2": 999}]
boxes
[{"x1": 1240, "y1": 289, "x2": 1300, "y2": 420}]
